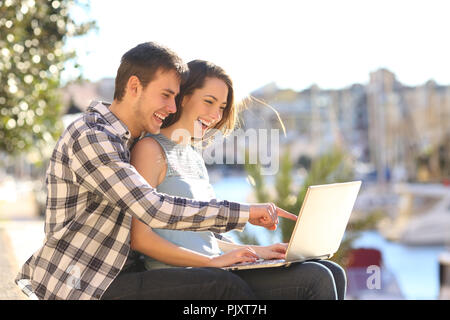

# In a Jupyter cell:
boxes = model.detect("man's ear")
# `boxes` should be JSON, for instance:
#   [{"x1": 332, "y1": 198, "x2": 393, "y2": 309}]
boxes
[{"x1": 126, "y1": 76, "x2": 142, "y2": 98}]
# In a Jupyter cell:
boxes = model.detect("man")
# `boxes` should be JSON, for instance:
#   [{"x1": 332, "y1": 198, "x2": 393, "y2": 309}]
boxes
[{"x1": 15, "y1": 42, "x2": 296, "y2": 300}]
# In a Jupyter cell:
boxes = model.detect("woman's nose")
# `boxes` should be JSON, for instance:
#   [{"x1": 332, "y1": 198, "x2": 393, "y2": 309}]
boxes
[{"x1": 211, "y1": 110, "x2": 222, "y2": 122}]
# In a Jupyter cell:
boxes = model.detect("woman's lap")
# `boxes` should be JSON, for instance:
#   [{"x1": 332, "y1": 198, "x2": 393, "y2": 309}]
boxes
[{"x1": 231, "y1": 259, "x2": 346, "y2": 300}]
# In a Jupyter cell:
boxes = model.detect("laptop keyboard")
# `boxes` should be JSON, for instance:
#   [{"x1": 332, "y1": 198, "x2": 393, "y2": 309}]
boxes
[{"x1": 233, "y1": 258, "x2": 286, "y2": 267}]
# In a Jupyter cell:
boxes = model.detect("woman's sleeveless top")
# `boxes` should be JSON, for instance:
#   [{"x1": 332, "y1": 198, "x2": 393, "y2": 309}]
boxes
[{"x1": 142, "y1": 133, "x2": 221, "y2": 269}]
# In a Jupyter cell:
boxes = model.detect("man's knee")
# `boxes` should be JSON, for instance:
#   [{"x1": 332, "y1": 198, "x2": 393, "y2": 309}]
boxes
[
  {"x1": 293, "y1": 262, "x2": 337, "y2": 300},
  {"x1": 327, "y1": 260, "x2": 347, "y2": 285},
  {"x1": 314, "y1": 260, "x2": 347, "y2": 296}
]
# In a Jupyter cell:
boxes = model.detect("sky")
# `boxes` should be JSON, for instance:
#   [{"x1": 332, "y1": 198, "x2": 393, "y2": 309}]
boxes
[{"x1": 66, "y1": 0, "x2": 450, "y2": 100}]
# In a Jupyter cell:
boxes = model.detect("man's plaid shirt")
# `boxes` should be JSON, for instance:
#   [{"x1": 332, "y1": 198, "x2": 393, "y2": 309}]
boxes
[{"x1": 15, "y1": 101, "x2": 249, "y2": 300}]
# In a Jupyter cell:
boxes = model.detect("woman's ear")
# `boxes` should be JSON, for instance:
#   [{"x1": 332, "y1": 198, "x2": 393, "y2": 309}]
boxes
[{"x1": 180, "y1": 94, "x2": 191, "y2": 108}]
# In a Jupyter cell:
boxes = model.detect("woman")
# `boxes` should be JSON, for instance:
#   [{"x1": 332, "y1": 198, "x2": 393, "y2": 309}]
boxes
[{"x1": 129, "y1": 60, "x2": 346, "y2": 299}]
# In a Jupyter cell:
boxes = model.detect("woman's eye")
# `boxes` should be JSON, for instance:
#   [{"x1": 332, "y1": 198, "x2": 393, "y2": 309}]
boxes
[
  {"x1": 220, "y1": 106, "x2": 226, "y2": 110},
  {"x1": 204, "y1": 100, "x2": 213, "y2": 104}
]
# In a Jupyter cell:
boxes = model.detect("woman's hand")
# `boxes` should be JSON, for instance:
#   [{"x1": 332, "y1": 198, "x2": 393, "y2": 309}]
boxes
[
  {"x1": 207, "y1": 243, "x2": 288, "y2": 268},
  {"x1": 208, "y1": 247, "x2": 259, "y2": 268},
  {"x1": 253, "y1": 243, "x2": 288, "y2": 260}
]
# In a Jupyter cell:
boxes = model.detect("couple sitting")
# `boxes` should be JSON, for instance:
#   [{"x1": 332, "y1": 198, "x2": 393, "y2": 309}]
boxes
[{"x1": 16, "y1": 42, "x2": 346, "y2": 300}]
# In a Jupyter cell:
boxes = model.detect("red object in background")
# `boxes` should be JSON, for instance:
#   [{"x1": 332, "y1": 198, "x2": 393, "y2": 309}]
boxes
[
  {"x1": 442, "y1": 178, "x2": 450, "y2": 186},
  {"x1": 346, "y1": 248, "x2": 382, "y2": 268}
]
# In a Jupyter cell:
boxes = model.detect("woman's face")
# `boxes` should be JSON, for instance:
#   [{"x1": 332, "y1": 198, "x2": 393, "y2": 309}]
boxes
[{"x1": 180, "y1": 77, "x2": 228, "y2": 139}]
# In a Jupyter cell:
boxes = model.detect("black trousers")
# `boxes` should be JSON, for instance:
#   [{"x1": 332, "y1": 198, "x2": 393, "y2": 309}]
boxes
[{"x1": 101, "y1": 259, "x2": 346, "y2": 300}]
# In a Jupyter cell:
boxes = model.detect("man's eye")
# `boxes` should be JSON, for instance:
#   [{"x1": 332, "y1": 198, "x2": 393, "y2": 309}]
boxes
[{"x1": 163, "y1": 93, "x2": 170, "y2": 98}]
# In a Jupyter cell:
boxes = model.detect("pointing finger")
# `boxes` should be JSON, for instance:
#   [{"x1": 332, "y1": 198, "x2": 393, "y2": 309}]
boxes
[{"x1": 276, "y1": 207, "x2": 297, "y2": 221}]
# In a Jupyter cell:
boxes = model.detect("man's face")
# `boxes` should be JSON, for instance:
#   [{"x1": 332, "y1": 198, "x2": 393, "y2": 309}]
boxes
[{"x1": 134, "y1": 68, "x2": 180, "y2": 135}]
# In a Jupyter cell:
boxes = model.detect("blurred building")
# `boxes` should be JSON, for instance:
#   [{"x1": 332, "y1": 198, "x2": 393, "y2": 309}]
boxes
[
  {"x1": 242, "y1": 69, "x2": 450, "y2": 183},
  {"x1": 61, "y1": 78, "x2": 115, "y2": 114},
  {"x1": 243, "y1": 81, "x2": 369, "y2": 168},
  {"x1": 367, "y1": 69, "x2": 450, "y2": 183}
]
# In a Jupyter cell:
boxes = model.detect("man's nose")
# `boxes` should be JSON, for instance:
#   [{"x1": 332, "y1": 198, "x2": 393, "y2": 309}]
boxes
[{"x1": 167, "y1": 98, "x2": 177, "y2": 114}]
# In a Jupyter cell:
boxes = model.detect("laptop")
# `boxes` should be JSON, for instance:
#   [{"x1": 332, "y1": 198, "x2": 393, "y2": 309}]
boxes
[{"x1": 222, "y1": 181, "x2": 362, "y2": 271}]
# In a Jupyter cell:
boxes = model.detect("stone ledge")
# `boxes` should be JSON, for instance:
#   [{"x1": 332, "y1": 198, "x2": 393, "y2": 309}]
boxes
[{"x1": 0, "y1": 229, "x2": 27, "y2": 300}]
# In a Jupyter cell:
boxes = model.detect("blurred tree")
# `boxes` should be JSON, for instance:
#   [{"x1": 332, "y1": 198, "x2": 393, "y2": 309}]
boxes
[
  {"x1": 414, "y1": 134, "x2": 450, "y2": 182},
  {"x1": 244, "y1": 147, "x2": 383, "y2": 268},
  {"x1": 0, "y1": 0, "x2": 96, "y2": 163}
]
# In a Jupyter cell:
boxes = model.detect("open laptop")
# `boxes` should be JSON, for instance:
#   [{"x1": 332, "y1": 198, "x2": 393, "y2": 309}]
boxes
[{"x1": 222, "y1": 181, "x2": 362, "y2": 271}]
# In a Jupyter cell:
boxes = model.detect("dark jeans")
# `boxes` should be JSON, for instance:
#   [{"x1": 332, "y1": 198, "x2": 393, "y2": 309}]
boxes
[
  {"x1": 101, "y1": 259, "x2": 346, "y2": 300},
  {"x1": 232, "y1": 260, "x2": 346, "y2": 300}
]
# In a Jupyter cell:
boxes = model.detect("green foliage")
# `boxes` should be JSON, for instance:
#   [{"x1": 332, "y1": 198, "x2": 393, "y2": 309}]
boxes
[
  {"x1": 0, "y1": 0, "x2": 96, "y2": 159},
  {"x1": 244, "y1": 146, "x2": 382, "y2": 268},
  {"x1": 244, "y1": 150, "x2": 271, "y2": 204},
  {"x1": 274, "y1": 149, "x2": 294, "y2": 211}
]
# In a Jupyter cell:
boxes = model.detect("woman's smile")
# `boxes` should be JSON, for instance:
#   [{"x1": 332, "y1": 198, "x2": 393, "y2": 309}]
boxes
[{"x1": 197, "y1": 117, "x2": 213, "y2": 131}]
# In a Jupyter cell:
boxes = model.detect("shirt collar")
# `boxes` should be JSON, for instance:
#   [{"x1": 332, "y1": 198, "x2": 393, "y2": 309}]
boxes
[{"x1": 87, "y1": 100, "x2": 133, "y2": 145}]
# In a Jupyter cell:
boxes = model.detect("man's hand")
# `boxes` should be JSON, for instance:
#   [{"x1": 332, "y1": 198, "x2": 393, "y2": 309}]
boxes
[{"x1": 248, "y1": 203, "x2": 297, "y2": 230}]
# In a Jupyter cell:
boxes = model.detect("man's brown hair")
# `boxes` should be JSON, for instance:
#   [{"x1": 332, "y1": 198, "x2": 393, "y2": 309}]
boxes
[{"x1": 113, "y1": 42, "x2": 188, "y2": 101}]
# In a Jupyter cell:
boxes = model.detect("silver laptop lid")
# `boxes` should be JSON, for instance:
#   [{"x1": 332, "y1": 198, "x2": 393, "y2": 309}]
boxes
[{"x1": 286, "y1": 181, "x2": 362, "y2": 261}]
